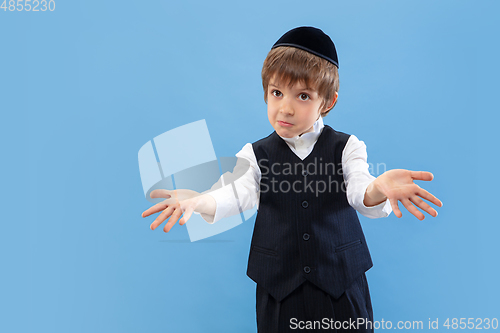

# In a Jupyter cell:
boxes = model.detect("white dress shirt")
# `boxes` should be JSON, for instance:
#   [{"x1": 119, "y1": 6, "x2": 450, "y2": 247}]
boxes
[{"x1": 199, "y1": 116, "x2": 392, "y2": 223}]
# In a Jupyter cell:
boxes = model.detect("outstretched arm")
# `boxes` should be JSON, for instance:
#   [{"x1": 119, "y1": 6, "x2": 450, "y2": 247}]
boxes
[{"x1": 363, "y1": 169, "x2": 443, "y2": 220}]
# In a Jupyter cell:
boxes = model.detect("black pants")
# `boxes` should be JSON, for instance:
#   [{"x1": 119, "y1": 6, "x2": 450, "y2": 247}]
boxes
[{"x1": 256, "y1": 274, "x2": 373, "y2": 332}]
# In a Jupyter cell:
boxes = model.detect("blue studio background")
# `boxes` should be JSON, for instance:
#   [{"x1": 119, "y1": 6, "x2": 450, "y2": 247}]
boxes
[{"x1": 1, "y1": 1, "x2": 499, "y2": 332}]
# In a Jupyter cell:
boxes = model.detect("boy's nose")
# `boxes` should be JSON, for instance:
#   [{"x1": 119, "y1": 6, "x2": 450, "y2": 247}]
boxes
[{"x1": 279, "y1": 98, "x2": 294, "y2": 115}]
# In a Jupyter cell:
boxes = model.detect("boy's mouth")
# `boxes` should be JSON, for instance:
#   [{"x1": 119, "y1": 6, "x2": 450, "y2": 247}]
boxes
[{"x1": 278, "y1": 120, "x2": 293, "y2": 127}]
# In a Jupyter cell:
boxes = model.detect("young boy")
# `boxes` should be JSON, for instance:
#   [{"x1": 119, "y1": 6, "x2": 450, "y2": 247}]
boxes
[{"x1": 142, "y1": 27, "x2": 442, "y2": 332}]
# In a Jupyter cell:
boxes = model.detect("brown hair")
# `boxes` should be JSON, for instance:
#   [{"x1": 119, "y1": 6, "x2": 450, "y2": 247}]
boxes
[{"x1": 261, "y1": 46, "x2": 339, "y2": 116}]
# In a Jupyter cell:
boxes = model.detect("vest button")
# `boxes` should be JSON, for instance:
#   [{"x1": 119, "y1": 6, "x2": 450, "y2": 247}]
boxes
[
  {"x1": 304, "y1": 266, "x2": 311, "y2": 274},
  {"x1": 302, "y1": 169, "x2": 308, "y2": 176},
  {"x1": 303, "y1": 233, "x2": 310, "y2": 241},
  {"x1": 301, "y1": 201, "x2": 309, "y2": 209}
]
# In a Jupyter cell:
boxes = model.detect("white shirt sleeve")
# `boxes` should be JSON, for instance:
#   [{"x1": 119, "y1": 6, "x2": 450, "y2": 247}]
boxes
[
  {"x1": 199, "y1": 143, "x2": 260, "y2": 224},
  {"x1": 342, "y1": 135, "x2": 392, "y2": 219}
]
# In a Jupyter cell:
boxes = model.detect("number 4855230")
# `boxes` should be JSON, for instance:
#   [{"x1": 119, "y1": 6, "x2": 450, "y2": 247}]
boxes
[{"x1": 1, "y1": 0, "x2": 55, "y2": 11}]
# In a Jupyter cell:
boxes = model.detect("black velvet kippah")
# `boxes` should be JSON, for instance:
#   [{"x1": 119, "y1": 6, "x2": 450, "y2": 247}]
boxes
[{"x1": 272, "y1": 26, "x2": 339, "y2": 68}]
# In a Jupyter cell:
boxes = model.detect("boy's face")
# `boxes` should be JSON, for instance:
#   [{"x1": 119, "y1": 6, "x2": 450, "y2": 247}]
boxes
[{"x1": 267, "y1": 76, "x2": 326, "y2": 138}]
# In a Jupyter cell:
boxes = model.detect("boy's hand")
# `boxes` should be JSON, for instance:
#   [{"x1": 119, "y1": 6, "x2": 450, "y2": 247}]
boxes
[
  {"x1": 141, "y1": 189, "x2": 215, "y2": 232},
  {"x1": 364, "y1": 169, "x2": 443, "y2": 220}
]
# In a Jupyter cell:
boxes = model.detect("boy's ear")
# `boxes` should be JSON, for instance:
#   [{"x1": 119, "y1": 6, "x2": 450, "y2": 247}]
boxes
[{"x1": 326, "y1": 92, "x2": 339, "y2": 110}]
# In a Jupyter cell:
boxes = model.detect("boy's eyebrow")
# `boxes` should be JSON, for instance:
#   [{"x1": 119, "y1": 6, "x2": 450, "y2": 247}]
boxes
[{"x1": 269, "y1": 82, "x2": 315, "y2": 92}]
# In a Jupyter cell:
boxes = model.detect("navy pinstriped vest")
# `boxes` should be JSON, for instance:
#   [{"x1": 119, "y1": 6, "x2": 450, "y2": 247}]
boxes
[{"x1": 247, "y1": 125, "x2": 373, "y2": 302}]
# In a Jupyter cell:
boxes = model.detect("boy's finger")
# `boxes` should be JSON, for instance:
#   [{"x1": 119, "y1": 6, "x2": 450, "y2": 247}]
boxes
[
  {"x1": 416, "y1": 188, "x2": 443, "y2": 207},
  {"x1": 142, "y1": 201, "x2": 171, "y2": 217},
  {"x1": 164, "y1": 207, "x2": 183, "y2": 233},
  {"x1": 410, "y1": 196, "x2": 438, "y2": 218},
  {"x1": 410, "y1": 171, "x2": 434, "y2": 182},
  {"x1": 150, "y1": 189, "x2": 172, "y2": 199},
  {"x1": 401, "y1": 198, "x2": 425, "y2": 220},
  {"x1": 151, "y1": 205, "x2": 175, "y2": 230},
  {"x1": 179, "y1": 207, "x2": 195, "y2": 226},
  {"x1": 389, "y1": 198, "x2": 402, "y2": 218}
]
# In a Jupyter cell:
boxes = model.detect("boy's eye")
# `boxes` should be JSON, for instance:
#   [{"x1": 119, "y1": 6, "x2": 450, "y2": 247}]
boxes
[
  {"x1": 272, "y1": 90, "x2": 282, "y2": 97},
  {"x1": 299, "y1": 93, "x2": 310, "y2": 101}
]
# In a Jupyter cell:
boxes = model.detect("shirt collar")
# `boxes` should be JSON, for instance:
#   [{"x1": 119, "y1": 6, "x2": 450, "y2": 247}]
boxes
[{"x1": 279, "y1": 116, "x2": 325, "y2": 150}]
